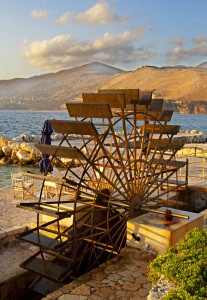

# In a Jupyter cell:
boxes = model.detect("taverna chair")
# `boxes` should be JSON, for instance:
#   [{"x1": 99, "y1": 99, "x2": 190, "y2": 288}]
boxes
[
  {"x1": 44, "y1": 167, "x2": 64, "y2": 199},
  {"x1": 11, "y1": 171, "x2": 34, "y2": 199}
]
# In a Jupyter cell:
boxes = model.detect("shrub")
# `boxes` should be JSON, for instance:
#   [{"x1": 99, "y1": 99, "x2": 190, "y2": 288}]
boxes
[{"x1": 148, "y1": 228, "x2": 207, "y2": 299}]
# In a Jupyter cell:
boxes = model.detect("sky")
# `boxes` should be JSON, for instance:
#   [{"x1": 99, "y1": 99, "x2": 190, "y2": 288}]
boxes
[{"x1": 1, "y1": 0, "x2": 207, "y2": 80}]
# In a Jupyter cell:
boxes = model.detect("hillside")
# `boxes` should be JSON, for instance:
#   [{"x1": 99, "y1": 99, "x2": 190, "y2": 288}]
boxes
[
  {"x1": 101, "y1": 66, "x2": 207, "y2": 101},
  {"x1": 101, "y1": 66, "x2": 207, "y2": 113},
  {"x1": 1, "y1": 63, "x2": 207, "y2": 112},
  {"x1": 0, "y1": 62, "x2": 124, "y2": 110}
]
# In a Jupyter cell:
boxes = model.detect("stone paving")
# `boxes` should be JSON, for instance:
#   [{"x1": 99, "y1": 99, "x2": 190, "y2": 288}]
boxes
[{"x1": 42, "y1": 247, "x2": 156, "y2": 300}]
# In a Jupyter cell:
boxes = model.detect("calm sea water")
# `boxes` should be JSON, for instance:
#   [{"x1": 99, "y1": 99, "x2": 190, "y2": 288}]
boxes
[{"x1": 0, "y1": 110, "x2": 207, "y2": 187}]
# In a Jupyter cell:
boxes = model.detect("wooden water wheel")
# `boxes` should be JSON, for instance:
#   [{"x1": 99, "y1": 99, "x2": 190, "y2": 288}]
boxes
[{"x1": 16, "y1": 89, "x2": 188, "y2": 296}]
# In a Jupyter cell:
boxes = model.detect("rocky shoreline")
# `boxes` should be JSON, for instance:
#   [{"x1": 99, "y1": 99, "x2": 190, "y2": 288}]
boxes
[
  {"x1": 0, "y1": 130, "x2": 206, "y2": 167},
  {"x1": 0, "y1": 133, "x2": 63, "y2": 167}
]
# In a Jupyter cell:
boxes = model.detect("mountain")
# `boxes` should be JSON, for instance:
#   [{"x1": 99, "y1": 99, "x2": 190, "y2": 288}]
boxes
[
  {"x1": 0, "y1": 62, "x2": 125, "y2": 110},
  {"x1": 101, "y1": 66, "x2": 207, "y2": 102},
  {"x1": 196, "y1": 61, "x2": 207, "y2": 68},
  {"x1": 1, "y1": 63, "x2": 207, "y2": 112}
]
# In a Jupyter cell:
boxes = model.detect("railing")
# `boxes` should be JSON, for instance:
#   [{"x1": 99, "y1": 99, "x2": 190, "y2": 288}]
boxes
[{"x1": 177, "y1": 146, "x2": 207, "y2": 180}]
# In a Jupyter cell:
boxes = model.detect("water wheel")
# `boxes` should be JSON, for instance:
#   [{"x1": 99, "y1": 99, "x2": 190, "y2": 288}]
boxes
[{"x1": 16, "y1": 89, "x2": 188, "y2": 296}]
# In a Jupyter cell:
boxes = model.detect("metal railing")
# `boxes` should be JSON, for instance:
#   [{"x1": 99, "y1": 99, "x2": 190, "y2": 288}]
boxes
[{"x1": 177, "y1": 146, "x2": 207, "y2": 180}]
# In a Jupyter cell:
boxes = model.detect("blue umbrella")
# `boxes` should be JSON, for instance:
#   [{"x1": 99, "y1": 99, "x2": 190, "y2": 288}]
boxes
[{"x1": 39, "y1": 119, "x2": 53, "y2": 174}]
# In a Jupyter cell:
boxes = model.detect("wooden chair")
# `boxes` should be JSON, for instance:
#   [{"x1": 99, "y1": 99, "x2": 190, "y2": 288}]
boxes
[
  {"x1": 44, "y1": 168, "x2": 66, "y2": 199},
  {"x1": 11, "y1": 171, "x2": 34, "y2": 199}
]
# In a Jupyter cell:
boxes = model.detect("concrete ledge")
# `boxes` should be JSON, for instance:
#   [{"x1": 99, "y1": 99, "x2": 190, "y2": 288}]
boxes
[{"x1": 0, "y1": 226, "x2": 27, "y2": 247}]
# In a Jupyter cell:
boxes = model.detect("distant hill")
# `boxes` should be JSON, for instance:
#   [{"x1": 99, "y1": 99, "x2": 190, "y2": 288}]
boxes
[
  {"x1": 101, "y1": 65, "x2": 207, "y2": 113},
  {"x1": 101, "y1": 66, "x2": 207, "y2": 102},
  {"x1": 1, "y1": 62, "x2": 207, "y2": 112},
  {"x1": 0, "y1": 62, "x2": 125, "y2": 110},
  {"x1": 196, "y1": 61, "x2": 207, "y2": 68}
]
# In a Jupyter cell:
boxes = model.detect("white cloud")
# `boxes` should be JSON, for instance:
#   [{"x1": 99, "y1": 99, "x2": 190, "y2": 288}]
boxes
[
  {"x1": 56, "y1": 11, "x2": 72, "y2": 24},
  {"x1": 166, "y1": 35, "x2": 207, "y2": 64},
  {"x1": 56, "y1": 3, "x2": 127, "y2": 25},
  {"x1": 31, "y1": 10, "x2": 48, "y2": 19},
  {"x1": 21, "y1": 26, "x2": 153, "y2": 70}
]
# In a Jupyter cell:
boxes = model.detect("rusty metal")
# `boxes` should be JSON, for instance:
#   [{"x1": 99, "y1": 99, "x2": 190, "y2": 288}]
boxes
[{"x1": 139, "y1": 207, "x2": 189, "y2": 219}]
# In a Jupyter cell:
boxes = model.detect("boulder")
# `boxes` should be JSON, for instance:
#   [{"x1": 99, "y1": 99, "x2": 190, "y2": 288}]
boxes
[
  {"x1": 10, "y1": 142, "x2": 21, "y2": 150},
  {"x1": 2, "y1": 145, "x2": 12, "y2": 157},
  {"x1": 0, "y1": 136, "x2": 8, "y2": 146},
  {"x1": 16, "y1": 149, "x2": 32, "y2": 164},
  {"x1": 21, "y1": 142, "x2": 35, "y2": 152},
  {"x1": 0, "y1": 156, "x2": 12, "y2": 165},
  {"x1": 147, "y1": 276, "x2": 176, "y2": 300},
  {"x1": 30, "y1": 135, "x2": 40, "y2": 143},
  {"x1": 60, "y1": 158, "x2": 75, "y2": 167},
  {"x1": 12, "y1": 136, "x2": 24, "y2": 142},
  {"x1": 20, "y1": 133, "x2": 30, "y2": 142},
  {"x1": 0, "y1": 146, "x2": 4, "y2": 157}
]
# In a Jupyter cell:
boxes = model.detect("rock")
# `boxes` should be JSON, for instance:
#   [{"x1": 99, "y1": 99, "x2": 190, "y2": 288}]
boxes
[
  {"x1": 30, "y1": 135, "x2": 40, "y2": 142},
  {"x1": 2, "y1": 145, "x2": 12, "y2": 157},
  {"x1": 20, "y1": 133, "x2": 30, "y2": 142},
  {"x1": 12, "y1": 136, "x2": 24, "y2": 142},
  {"x1": 0, "y1": 157, "x2": 12, "y2": 165},
  {"x1": 61, "y1": 158, "x2": 75, "y2": 167},
  {"x1": 147, "y1": 276, "x2": 176, "y2": 300},
  {"x1": 52, "y1": 133, "x2": 62, "y2": 141},
  {"x1": 16, "y1": 149, "x2": 32, "y2": 164},
  {"x1": 0, "y1": 136, "x2": 8, "y2": 146},
  {"x1": 0, "y1": 147, "x2": 4, "y2": 157},
  {"x1": 10, "y1": 142, "x2": 21, "y2": 150}
]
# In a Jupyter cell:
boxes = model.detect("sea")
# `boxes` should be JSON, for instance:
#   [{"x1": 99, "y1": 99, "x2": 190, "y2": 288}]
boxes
[{"x1": 0, "y1": 110, "x2": 207, "y2": 187}]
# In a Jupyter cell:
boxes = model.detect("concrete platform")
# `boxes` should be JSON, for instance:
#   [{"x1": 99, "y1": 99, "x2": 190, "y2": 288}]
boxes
[{"x1": 127, "y1": 207, "x2": 204, "y2": 254}]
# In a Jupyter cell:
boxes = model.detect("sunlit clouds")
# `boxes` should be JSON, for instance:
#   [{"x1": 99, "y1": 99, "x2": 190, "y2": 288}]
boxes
[
  {"x1": 166, "y1": 35, "x2": 207, "y2": 64},
  {"x1": 22, "y1": 26, "x2": 153, "y2": 70},
  {"x1": 31, "y1": 10, "x2": 48, "y2": 19},
  {"x1": 56, "y1": 3, "x2": 127, "y2": 25}
]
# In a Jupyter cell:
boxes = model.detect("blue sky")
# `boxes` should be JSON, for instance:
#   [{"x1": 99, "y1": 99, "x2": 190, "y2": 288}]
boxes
[{"x1": 1, "y1": 0, "x2": 207, "y2": 79}]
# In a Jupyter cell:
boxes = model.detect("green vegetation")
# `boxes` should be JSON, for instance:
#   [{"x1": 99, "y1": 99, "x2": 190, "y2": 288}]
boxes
[{"x1": 148, "y1": 228, "x2": 207, "y2": 299}]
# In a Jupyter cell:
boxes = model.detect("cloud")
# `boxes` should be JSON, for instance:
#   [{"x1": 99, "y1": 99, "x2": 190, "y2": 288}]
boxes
[
  {"x1": 21, "y1": 26, "x2": 153, "y2": 70},
  {"x1": 56, "y1": 3, "x2": 127, "y2": 25},
  {"x1": 31, "y1": 10, "x2": 48, "y2": 19},
  {"x1": 169, "y1": 37, "x2": 183, "y2": 47},
  {"x1": 166, "y1": 35, "x2": 207, "y2": 64},
  {"x1": 56, "y1": 12, "x2": 72, "y2": 24}
]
